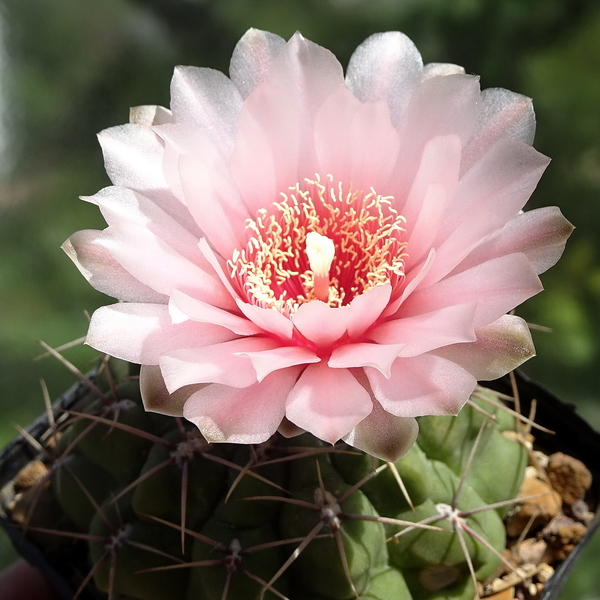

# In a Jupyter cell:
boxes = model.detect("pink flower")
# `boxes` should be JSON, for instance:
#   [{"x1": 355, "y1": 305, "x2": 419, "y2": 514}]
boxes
[{"x1": 63, "y1": 29, "x2": 573, "y2": 461}]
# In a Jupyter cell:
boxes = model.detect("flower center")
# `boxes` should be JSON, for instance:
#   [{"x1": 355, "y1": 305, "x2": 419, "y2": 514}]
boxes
[{"x1": 228, "y1": 174, "x2": 407, "y2": 315}]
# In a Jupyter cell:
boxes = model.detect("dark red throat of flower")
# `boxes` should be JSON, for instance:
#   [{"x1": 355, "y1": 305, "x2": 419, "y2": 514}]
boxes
[{"x1": 228, "y1": 174, "x2": 407, "y2": 316}]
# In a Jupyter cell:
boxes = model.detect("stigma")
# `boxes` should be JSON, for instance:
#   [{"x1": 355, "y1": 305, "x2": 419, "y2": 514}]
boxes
[{"x1": 305, "y1": 231, "x2": 335, "y2": 302}]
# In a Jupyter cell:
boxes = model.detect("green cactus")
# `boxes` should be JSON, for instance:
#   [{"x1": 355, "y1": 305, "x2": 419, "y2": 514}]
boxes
[{"x1": 7, "y1": 357, "x2": 534, "y2": 600}]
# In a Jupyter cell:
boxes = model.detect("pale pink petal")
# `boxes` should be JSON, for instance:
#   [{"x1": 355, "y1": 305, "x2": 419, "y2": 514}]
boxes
[
  {"x1": 62, "y1": 230, "x2": 166, "y2": 303},
  {"x1": 170, "y1": 66, "x2": 243, "y2": 154},
  {"x1": 422, "y1": 63, "x2": 465, "y2": 79},
  {"x1": 314, "y1": 86, "x2": 400, "y2": 191},
  {"x1": 87, "y1": 303, "x2": 235, "y2": 364},
  {"x1": 346, "y1": 284, "x2": 392, "y2": 340},
  {"x1": 197, "y1": 238, "x2": 242, "y2": 301},
  {"x1": 404, "y1": 184, "x2": 447, "y2": 269},
  {"x1": 422, "y1": 138, "x2": 550, "y2": 285},
  {"x1": 87, "y1": 148, "x2": 200, "y2": 236},
  {"x1": 345, "y1": 31, "x2": 423, "y2": 126},
  {"x1": 267, "y1": 32, "x2": 345, "y2": 110},
  {"x1": 239, "y1": 345, "x2": 320, "y2": 381},
  {"x1": 153, "y1": 123, "x2": 250, "y2": 257},
  {"x1": 160, "y1": 337, "x2": 280, "y2": 391},
  {"x1": 370, "y1": 303, "x2": 477, "y2": 355},
  {"x1": 286, "y1": 363, "x2": 372, "y2": 445},
  {"x1": 328, "y1": 343, "x2": 404, "y2": 378},
  {"x1": 400, "y1": 253, "x2": 542, "y2": 329},
  {"x1": 170, "y1": 290, "x2": 261, "y2": 336},
  {"x1": 155, "y1": 124, "x2": 251, "y2": 255},
  {"x1": 291, "y1": 301, "x2": 350, "y2": 348},
  {"x1": 401, "y1": 135, "x2": 461, "y2": 266},
  {"x1": 85, "y1": 186, "x2": 224, "y2": 306},
  {"x1": 153, "y1": 122, "x2": 225, "y2": 201},
  {"x1": 392, "y1": 74, "x2": 480, "y2": 201},
  {"x1": 129, "y1": 105, "x2": 173, "y2": 126},
  {"x1": 230, "y1": 82, "x2": 313, "y2": 216},
  {"x1": 140, "y1": 365, "x2": 196, "y2": 417},
  {"x1": 95, "y1": 221, "x2": 230, "y2": 308},
  {"x1": 236, "y1": 300, "x2": 294, "y2": 340},
  {"x1": 445, "y1": 138, "x2": 549, "y2": 236},
  {"x1": 230, "y1": 32, "x2": 344, "y2": 215},
  {"x1": 179, "y1": 153, "x2": 249, "y2": 257},
  {"x1": 229, "y1": 28, "x2": 286, "y2": 98},
  {"x1": 343, "y1": 400, "x2": 419, "y2": 462},
  {"x1": 90, "y1": 186, "x2": 202, "y2": 261},
  {"x1": 398, "y1": 73, "x2": 480, "y2": 144},
  {"x1": 98, "y1": 124, "x2": 168, "y2": 193},
  {"x1": 277, "y1": 418, "x2": 304, "y2": 438},
  {"x1": 227, "y1": 87, "x2": 280, "y2": 215},
  {"x1": 401, "y1": 134, "x2": 461, "y2": 223},
  {"x1": 462, "y1": 88, "x2": 536, "y2": 173},
  {"x1": 432, "y1": 315, "x2": 535, "y2": 380},
  {"x1": 367, "y1": 354, "x2": 477, "y2": 417},
  {"x1": 454, "y1": 207, "x2": 574, "y2": 276},
  {"x1": 183, "y1": 368, "x2": 302, "y2": 443},
  {"x1": 383, "y1": 249, "x2": 435, "y2": 318}
]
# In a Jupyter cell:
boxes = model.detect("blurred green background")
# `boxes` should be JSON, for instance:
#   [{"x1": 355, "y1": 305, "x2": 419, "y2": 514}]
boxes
[{"x1": 0, "y1": 0, "x2": 599, "y2": 597}]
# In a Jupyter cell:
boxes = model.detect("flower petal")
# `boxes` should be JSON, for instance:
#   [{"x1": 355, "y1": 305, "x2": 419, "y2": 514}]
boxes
[
  {"x1": 129, "y1": 105, "x2": 173, "y2": 126},
  {"x1": 95, "y1": 220, "x2": 229, "y2": 308},
  {"x1": 370, "y1": 303, "x2": 478, "y2": 355},
  {"x1": 170, "y1": 290, "x2": 262, "y2": 336},
  {"x1": 240, "y1": 345, "x2": 321, "y2": 381},
  {"x1": 314, "y1": 85, "x2": 400, "y2": 191},
  {"x1": 392, "y1": 74, "x2": 480, "y2": 202},
  {"x1": 423, "y1": 138, "x2": 550, "y2": 284},
  {"x1": 367, "y1": 354, "x2": 477, "y2": 418},
  {"x1": 178, "y1": 153, "x2": 249, "y2": 257},
  {"x1": 286, "y1": 363, "x2": 372, "y2": 445},
  {"x1": 62, "y1": 229, "x2": 166, "y2": 303},
  {"x1": 170, "y1": 66, "x2": 243, "y2": 154},
  {"x1": 432, "y1": 314, "x2": 535, "y2": 380},
  {"x1": 346, "y1": 31, "x2": 423, "y2": 126},
  {"x1": 230, "y1": 32, "x2": 344, "y2": 216},
  {"x1": 98, "y1": 124, "x2": 168, "y2": 193},
  {"x1": 422, "y1": 63, "x2": 465, "y2": 79},
  {"x1": 90, "y1": 186, "x2": 201, "y2": 261},
  {"x1": 236, "y1": 300, "x2": 294, "y2": 340},
  {"x1": 401, "y1": 252, "x2": 542, "y2": 328},
  {"x1": 291, "y1": 301, "x2": 350, "y2": 348},
  {"x1": 401, "y1": 134, "x2": 461, "y2": 266},
  {"x1": 183, "y1": 368, "x2": 302, "y2": 444},
  {"x1": 455, "y1": 206, "x2": 574, "y2": 276},
  {"x1": 229, "y1": 28, "x2": 286, "y2": 99},
  {"x1": 140, "y1": 365, "x2": 196, "y2": 417},
  {"x1": 346, "y1": 284, "x2": 392, "y2": 340},
  {"x1": 328, "y1": 343, "x2": 404, "y2": 378},
  {"x1": 87, "y1": 303, "x2": 235, "y2": 364},
  {"x1": 343, "y1": 400, "x2": 419, "y2": 462},
  {"x1": 462, "y1": 88, "x2": 536, "y2": 173},
  {"x1": 160, "y1": 337, "x2": 280, "y2": 391}
]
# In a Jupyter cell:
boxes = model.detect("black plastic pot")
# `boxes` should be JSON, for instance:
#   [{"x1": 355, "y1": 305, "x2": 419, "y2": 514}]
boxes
[
  {"x1": 0, "y1": 377, "x2": 103, "y2": 600},
  {"x1": 1, "y1": 371, "x2": 599, "y2": 600},
  {"x1": 487, "y1": 371, "x2": 600, "y2": 600}
]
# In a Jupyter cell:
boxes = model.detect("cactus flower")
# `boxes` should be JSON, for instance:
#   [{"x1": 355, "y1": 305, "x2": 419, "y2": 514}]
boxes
[{"x1": 63, "y1": 29, "x2": 572, "y2": 461}]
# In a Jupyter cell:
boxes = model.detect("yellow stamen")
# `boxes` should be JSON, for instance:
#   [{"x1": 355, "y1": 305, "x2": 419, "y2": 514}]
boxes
[{"x1": 227, "y1": 174, "x2": 407, "y2": 315}]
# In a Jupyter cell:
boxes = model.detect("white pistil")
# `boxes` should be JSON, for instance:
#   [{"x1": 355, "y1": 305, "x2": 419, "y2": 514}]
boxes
[{"x1": 305, "y1": 231, "x2": 335, "y2": 302}]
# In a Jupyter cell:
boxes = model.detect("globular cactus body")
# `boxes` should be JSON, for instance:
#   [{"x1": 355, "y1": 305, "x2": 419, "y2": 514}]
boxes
[{"x1": 26, "y1": 361, "x2": 529, "y2": 600}]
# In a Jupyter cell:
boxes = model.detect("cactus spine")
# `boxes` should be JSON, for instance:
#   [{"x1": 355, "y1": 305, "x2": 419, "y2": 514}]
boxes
[{"x1": 7, "y1": 358, "x2": 537, "y2": 600}]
